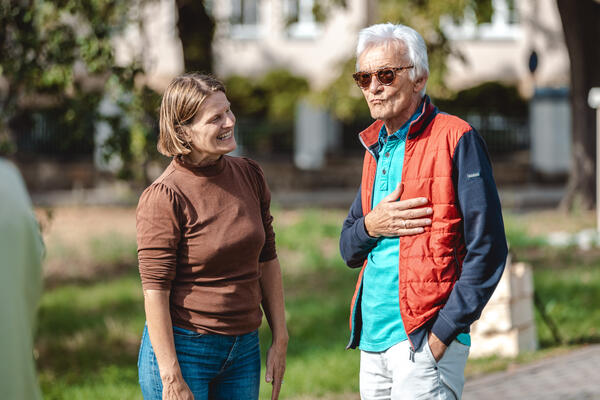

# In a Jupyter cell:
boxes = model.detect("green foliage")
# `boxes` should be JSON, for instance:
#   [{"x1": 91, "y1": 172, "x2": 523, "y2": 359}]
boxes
[
  {"x1": 227, "y1": 69, "x2": 309, "y2": 122},
  {"x1": 0, "y1": 0, "x2": 161, "y2": 180},
  {"x1": 225, "y1": 69, "x2": 309, "y2": 154},
  {"x1": 313, "y1": 58, "x2": 371, "y2": 123},
  {"x1": 433, "y1": 81, "x2": 528, "y2": 118},
  {"x1": 0, "y1": 0, "x2": 132, "y2": 96},
  {"x1": 101, "y1": 74, "x2": 163, "y2": 182}
]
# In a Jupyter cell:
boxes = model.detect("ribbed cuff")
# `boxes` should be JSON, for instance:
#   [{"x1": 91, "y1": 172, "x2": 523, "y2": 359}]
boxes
[
  {"x1": 356, "y1": 216, "x2": 378, "y2": 244},
  {"x1": 431, "y1": 313, "x2": 458, "y2": 347}
]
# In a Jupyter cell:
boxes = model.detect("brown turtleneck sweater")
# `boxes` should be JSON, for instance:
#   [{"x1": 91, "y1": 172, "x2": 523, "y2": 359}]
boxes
[{"x1": 136, "y1": 155, "x2": 277, "y2": 335}]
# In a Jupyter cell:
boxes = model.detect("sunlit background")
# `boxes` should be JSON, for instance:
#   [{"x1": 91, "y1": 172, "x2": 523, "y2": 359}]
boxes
[{"x1": 2, "y1": 0, "x2": 600, "y2": 399}]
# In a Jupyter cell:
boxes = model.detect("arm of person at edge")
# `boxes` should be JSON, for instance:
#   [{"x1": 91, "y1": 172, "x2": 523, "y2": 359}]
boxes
[
  {"x1": 340, "y1": 182, "x2": 433, "y2": 269},
  {"x1": 259, "y1": 257, "x2": 288, "y2": 400},
  {"x1": 144, "y1": 289, "x2": 194, "y2": 400},
  {"x1": 428, "y1": 130, "x2": 508, "y2": 362}
]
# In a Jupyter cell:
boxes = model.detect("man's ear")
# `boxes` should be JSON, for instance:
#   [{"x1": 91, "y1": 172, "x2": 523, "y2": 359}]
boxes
[{"x1": 414, "y1": 74, "x2": 428, "y2": 93}]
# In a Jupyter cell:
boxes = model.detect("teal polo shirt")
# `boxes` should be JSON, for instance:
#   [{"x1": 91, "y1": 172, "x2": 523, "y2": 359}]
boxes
[{"x1": 359, "y1": 113, "x2": 471, "y2": 352}]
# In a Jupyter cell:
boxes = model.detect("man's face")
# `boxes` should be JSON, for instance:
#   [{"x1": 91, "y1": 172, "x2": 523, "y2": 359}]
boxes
[{"x1": 357, "y1": 42, "x2": 426, "y2": 131}]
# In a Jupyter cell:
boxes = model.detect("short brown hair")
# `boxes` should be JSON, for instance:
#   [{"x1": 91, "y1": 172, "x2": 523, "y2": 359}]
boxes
[{"x1": 158, "y1": 73, "x2": 226, "y2": 157}]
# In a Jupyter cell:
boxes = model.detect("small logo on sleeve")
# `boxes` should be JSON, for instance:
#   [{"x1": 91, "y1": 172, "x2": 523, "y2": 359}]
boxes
[{"x1": 467, "y1": 171, "x2": 481, "y2": 179}]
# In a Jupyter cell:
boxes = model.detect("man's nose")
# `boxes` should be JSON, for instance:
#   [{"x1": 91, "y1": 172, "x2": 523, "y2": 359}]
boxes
[{"x1": 369, "y1": 76, "x2": 382, "y2": 93}]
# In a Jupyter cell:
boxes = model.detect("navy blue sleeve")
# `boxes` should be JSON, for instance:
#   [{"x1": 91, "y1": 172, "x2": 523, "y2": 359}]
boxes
[
  {"x1": 339, "y1": 185, "x2": 379, "y2": 269},
  {"x1": 431, "y1": 130, "x2": 508, "y2": 346}
]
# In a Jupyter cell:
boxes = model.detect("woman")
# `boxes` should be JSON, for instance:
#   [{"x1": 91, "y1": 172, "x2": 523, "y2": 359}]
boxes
[{"x1": 136, "y1": 73, "x2": 288, "y2": 400}]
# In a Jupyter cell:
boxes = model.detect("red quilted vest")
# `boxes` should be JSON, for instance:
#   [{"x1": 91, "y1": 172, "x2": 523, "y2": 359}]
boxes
[{"x1": 350, "y1": 100, "x2": 470, "y2": 339}]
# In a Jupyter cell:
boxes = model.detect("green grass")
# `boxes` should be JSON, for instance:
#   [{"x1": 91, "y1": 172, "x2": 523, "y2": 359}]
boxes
[
  {"x1": 534, "y1": 265, "x2": 600, "y2": 347},
  {"x1": 36, "y1": 208, "x2": 600, "y2": 399},
  {"x1": 37, "y1": 272, "x2": 145, "y2": 399},
  {"x1": 503, "y1": 213, "x2": 548, "y2": 251}
]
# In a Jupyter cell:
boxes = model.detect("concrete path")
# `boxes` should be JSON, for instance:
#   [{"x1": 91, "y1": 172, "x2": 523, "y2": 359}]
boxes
[{"x1": 463, "y1": 344, "x2": 600, "y2": 400}]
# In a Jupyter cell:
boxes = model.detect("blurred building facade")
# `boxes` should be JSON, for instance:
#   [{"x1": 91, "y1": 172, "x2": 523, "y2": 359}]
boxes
[
  {"x1": 441, "y1": 0, "x2": 571, "y2": 179},
  {"x1": 206, "y1": 0, "x2": 568, "y2": 94},
  {"x1": 205, "y1": 0, "x2": 571, "y2": 176},
  {"x1": 210, "y1": 0, "x2": 376, "y2": 89},
  {"x1": 113, "y1": 0, "x2": 185, "y2": 92},
  {"x1": 443, "y1": 0, "x2": 569, "y2": 95},
  {"x1": 11, "y1": 0, "x2": 572, "y2": 191}
]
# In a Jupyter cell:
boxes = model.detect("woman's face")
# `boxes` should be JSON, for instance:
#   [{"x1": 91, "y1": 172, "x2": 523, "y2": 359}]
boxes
[{"x1": 184, "y1": 91, "x2": 237, "y2": 164}]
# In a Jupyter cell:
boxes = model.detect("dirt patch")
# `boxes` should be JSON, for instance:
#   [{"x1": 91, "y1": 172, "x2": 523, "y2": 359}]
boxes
[
  {"x1": 510, "y1": 209, "x2": 596, "y2": 237},
  {"x1": 35, "y1": 206, "x2": 138, "y2": 286},
  {"x1": 36, "y1": 206, "x2": 137, "y2": 245}
]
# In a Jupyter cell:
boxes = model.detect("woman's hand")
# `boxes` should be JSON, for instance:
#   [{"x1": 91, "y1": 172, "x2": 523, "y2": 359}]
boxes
[
  {"x1": 259, "y1": 258, "x2": 288, "y2": 400},
  {"x1": 265, "y1": 340, "x2": 287, "y2": 400},
  {"x1": 162, "y1": 373, "x2": 194, "y2": 400},
  {"x1": 143, "y1": 290, "x2": 193, "y2": 400},
  {"x1": 364, "y1": 183, "x2": 432, "y2": 237}
]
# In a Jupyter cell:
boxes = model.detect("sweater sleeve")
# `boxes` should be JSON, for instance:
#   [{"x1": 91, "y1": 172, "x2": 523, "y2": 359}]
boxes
[
  {"x1": 246, "y1": 158, "x2": 277, "y2": 262},
  {"x1": 339, "y1": 185, "x2": 379, "y2": 269},
  {"x1": 136, "y1": 183, "x2": 181, "y2": 290},
  {"x1": 431, "y1": 129, "x2": 508, "y2": 346}
]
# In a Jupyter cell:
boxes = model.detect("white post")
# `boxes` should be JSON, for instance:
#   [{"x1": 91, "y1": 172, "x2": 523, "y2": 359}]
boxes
[{"x1": 588, "y1": 88, "x2": 600, "y2": 232}]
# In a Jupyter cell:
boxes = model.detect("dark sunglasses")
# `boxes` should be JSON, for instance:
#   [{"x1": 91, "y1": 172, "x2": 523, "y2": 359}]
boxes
[{"x1": 352, "y1": 66, "x2": 414, "y2": 89}]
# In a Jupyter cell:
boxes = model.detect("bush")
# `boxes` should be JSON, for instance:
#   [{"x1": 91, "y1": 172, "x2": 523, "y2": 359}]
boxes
[
  {"x1": 225, "y1": 69, "x2": 309, "y2": 155},
  {"x1": 433, "y1": 81, "x2": 528, "y2": 118}
]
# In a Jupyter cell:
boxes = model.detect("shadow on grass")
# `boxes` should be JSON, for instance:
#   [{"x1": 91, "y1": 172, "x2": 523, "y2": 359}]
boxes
[
  {"x1": 533, "y1": 262, "x2": 600, "y2": 350},
  {"x1": 36, "y1": 270, "x2": 145, "y2": 378},
  {"x1": 37, "y1": 262, "x2": 360, "y2": 385}
]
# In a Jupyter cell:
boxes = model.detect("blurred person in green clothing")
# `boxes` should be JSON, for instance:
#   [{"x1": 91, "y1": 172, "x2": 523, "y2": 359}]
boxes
[{"x1": 0, "y1": 158, "x2": 44, "y2": 400}]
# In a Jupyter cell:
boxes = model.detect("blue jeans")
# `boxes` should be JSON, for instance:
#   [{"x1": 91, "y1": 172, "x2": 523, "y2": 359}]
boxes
[{"x1": 138, "y1": 324, "x2": 261, "y2": 400}]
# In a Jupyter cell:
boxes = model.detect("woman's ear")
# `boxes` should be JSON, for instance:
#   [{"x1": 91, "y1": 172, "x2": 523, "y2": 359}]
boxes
[{"x1": 178, "y1": 125, "x2": 191, "y2": 142}]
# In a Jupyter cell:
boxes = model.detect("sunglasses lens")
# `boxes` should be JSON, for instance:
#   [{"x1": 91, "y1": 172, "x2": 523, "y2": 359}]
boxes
[
  {"x1": 353, "y1": 68, "x2": 399, "y2": 88},
  {"x1": 353, "y1": 72, "x2": 372, "y2": 88},
  {"x1": 377, "y1": 69, "x2": 395, "y2": 85}
]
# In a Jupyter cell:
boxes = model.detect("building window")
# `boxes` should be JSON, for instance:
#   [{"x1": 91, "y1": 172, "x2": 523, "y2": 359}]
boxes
[
  {"x1": 284, "y1": 0, "x2": 321, "y2": 39},
  {"x1": 230, "y1": 0, "x2": 260, "y2": 39},
  {"x1": 442, "y1": 0, "x2": 521, "y2": 41}
]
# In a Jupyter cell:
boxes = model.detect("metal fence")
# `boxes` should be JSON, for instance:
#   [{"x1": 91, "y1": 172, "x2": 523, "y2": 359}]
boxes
[
  {"x1": 11, "y1": 109, "x2": 530, "y2": 162},
  {"x1": 466, "y1": 113, "x2": 530, "y2": 155},
  {"x1": 12, "y1": 110, "x2": 95, "y2": 159},
  {"x1": 339, "y1": 113, "x2": 530, "y2": 157}
]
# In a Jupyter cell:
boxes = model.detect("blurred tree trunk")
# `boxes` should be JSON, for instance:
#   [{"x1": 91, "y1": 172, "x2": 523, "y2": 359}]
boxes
[
  {"x1": 557, "y1": 0, "x2": 600, "y2": 210},
  {"x1": 175, "y1": 0, "x2": 214, "y2": 73}
]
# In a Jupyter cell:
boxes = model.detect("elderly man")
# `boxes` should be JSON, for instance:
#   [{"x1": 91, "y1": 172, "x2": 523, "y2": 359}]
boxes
[{"x1": 339, "y1": 23, "x2": 508, "y2": 399}]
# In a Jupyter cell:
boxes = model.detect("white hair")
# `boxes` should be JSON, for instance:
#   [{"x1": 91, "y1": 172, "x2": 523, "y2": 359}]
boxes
[{"x1": 356, "y1": 23, "x2": 429, "y2": 95}]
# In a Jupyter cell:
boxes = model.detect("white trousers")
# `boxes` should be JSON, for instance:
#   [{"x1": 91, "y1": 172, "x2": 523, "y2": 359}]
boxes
[{"x1": 360, "y1": 335, "x2": 469, "y2": 400}]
